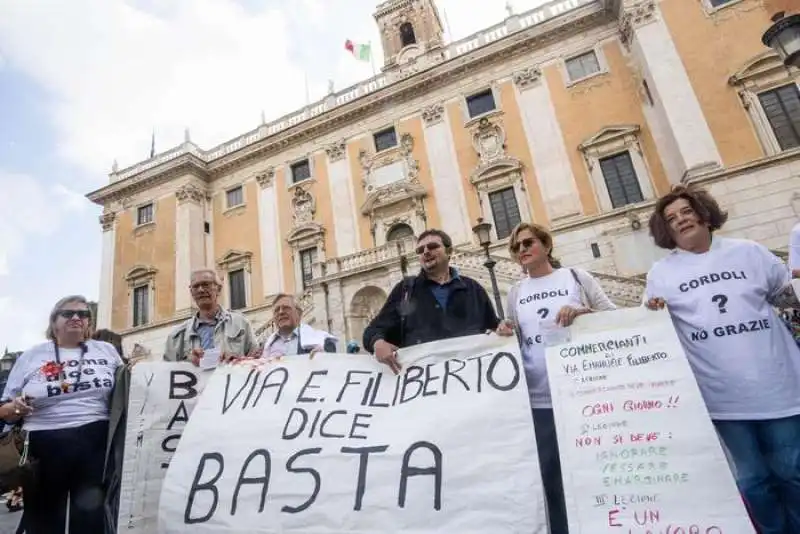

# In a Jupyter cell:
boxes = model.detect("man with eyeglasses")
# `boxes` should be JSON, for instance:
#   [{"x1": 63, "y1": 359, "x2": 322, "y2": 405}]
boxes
[
  {"x1": 363, "y1": 229, "x2": 508, "y2": 373},
  {"x1": 163, "y1": 268, "x2": 256, "y2": 364}
]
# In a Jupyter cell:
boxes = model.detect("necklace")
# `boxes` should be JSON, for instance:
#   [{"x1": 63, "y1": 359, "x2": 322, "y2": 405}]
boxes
[{"x1": 53, "y1": 342, "x2": 88, "y2": 394}]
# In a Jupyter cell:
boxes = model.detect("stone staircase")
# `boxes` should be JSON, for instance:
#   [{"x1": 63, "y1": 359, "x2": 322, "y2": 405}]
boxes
[{"x1": 449, "y1": 248, "x2": 646, "y2": 309}]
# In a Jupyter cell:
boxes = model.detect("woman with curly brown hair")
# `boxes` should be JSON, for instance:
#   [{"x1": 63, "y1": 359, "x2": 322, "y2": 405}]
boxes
[{"x1": 644, "y1": 185, "x2": 800, "y2": 534}]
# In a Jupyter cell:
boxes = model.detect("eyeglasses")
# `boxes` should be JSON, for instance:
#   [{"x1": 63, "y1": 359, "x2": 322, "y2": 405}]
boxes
[
  {"x1": 510, "y1": 237, "x2": 537, "y2": 253},
  {"x1": 191, "y1": 282, "x2": 217, "y2": 291},
  {"x1": 415, "y1": 242, "x2": 442, "y2": 255},
  {"x1": 58, "y1": 310, "x2": 91, "y2": 320}
]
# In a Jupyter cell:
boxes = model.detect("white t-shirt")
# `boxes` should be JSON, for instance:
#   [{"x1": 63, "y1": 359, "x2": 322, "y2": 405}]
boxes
[
  {"x1": 646, "y1": 237, "x2": 800, "y2": 421},
  {"x1": 789, "y1": 221, "x2": 800, "y2": 272},
  {"x1": 1, "y1": 340, "x2": 123, "y2": 431},
  {"x1": 514, "y1": 268, "x2": 584, "y2": 409}
]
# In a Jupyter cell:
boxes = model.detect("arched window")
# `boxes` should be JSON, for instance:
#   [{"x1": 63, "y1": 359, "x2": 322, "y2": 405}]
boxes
[
  {"x1": 386, "y1": 223, "x2": 414, "y2": 243},
  {"x1": 399, "y1": 22, "x2": 416, "y2": 47}
]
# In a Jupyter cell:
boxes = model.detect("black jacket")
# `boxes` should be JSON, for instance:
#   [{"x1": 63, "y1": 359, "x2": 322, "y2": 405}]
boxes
[{"x1": 363, "y1": 269, "x2": 500, "y2": 351}]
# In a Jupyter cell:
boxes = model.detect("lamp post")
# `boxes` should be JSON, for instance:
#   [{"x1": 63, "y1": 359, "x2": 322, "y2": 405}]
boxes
[
  {"x1": 472, "y1": 218, "x2": 505, "y2": 319},
  {"x1": 762, "y1": 0, "x2": 800, "y2": 68}
]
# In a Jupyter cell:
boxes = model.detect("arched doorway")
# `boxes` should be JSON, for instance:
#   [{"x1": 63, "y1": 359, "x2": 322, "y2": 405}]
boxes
[
  {"x1": 386, "y1": 223, "x2": 414, "y2": 243},
  {"x1": 349, "y1": 286, "x2": 388, "y2": 343}
]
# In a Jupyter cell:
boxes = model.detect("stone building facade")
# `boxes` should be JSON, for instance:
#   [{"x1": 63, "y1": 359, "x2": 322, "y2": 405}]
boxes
[{"x1": 86, "y1": 0, "x2": 800, "y2": 357}]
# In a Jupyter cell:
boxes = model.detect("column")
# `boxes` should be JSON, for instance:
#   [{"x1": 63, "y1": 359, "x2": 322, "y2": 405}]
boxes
[
  {"x1": 325, "y1": 141, "x2": 360, "y2": 256},
  {"x1": 513, "y1": 67, "x2": 582, "y2": 220},
  {"x1": 96, "y1": 211, "x2": 116, "y2": 329},
  {"x1": 621, "y1": 0, "x2": 721, "y2": 181},
  {"x1": 174, "y1": 184, "x2": 206, "y2": 314},
  {"x1": 420, "y1": 103, "x2": 472, "y2": 245},
  {"x1": 256, "y1": 168, "x2": 284, "y2": 298}
]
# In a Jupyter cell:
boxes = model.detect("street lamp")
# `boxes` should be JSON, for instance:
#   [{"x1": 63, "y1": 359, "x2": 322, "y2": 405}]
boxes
[
  {"x1": 762, "y1": 2, "x2": 800, "y2": 68},
  {"x1": 0, "y1": 355, "x2": 14, "y2": 373},
  {"x1": 472, "y1": 217, "x2": 505, "y2": 319}
]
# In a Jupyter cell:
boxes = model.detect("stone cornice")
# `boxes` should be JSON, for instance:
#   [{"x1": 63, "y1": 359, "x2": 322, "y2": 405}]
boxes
[
  {"x1": 87, "y1": 1, "x2": 609, "y2": 206},
  {"x1": 87, "y1": 153, "x2": 208, "y2": 205}
]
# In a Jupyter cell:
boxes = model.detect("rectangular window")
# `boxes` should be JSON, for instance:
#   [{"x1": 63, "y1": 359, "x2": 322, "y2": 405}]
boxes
[
  {"x1": 758, "y1": 84, "x2": 800, "y2": 151},
  {"x1": 709, "y1": 0, "x2": 734, "y2": 7},
  {"x1": 488, "y1": 187, "x2": 521, "y2": 240},
  {"x1": 566, "y1": 51, "x2": 601, "y2": 82},
  {"x1": 599, "y1": 152, "x2": 644, "y2": 209},
  {"x1": 300, "y1": 248, "x2": 317, "y2": 289},
  {"x1": 228, "y1": 269, "x2": 247, "y2": 310},
  {"x1": 466, "y1": 89, "x2": 496, "y2": 119},
  {"x1": 291, "y1": 159, "x2": 311, "y2": 183},
  {"x1": 373, "y1": 127, "x2": 398, "y2": 152},
  {"x1": 226, "y1": 186, "x2": 244, "y2": 208},
  {"x1": 137, "y1": 203, "x2": 154, "y2": 226},
  {"x1": 132, "y1": 285, "x2": 149, "y2": 327},
  {"x1": 591, "y1": 242, "x2": 601, "y2": 259}
]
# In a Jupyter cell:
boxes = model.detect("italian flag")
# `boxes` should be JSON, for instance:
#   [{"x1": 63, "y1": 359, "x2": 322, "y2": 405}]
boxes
[{"x1": 345, "y1": 40, "x2": 371, "y2": 62}]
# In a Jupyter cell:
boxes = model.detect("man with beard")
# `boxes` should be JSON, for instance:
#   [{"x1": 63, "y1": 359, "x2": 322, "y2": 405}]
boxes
[
  {"x1": 163, "y1": 268, "x2": 256, "y2": 364},
  {"x1": 363, "y1": 229, "x2": 509, "y2": 374}
]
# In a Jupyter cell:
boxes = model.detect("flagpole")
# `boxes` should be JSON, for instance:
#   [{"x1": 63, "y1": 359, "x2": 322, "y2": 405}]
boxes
[
  {"x1": 369, "y1": 40, "x2": 377, "y2": 76},
  {"x1": 442, "y1": 8, "x2": 453, "y2": 43}
]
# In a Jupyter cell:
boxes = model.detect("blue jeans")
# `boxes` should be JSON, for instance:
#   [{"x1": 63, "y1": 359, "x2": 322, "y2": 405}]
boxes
[
  {"x1": 533, "y1": 409, "x2": 568, "y2": 534},
  {"x1": 714, "y1": 415, "x2": 800, "y2": 534}
]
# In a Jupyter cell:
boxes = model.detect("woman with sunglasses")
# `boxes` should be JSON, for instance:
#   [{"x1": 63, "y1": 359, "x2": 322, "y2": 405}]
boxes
[
  {"x1": 504, "y1": 223, "x2": 615, "y2": 534},
  {"x1": 0, "y1": 295, "x2": 122, "y2": 534}
]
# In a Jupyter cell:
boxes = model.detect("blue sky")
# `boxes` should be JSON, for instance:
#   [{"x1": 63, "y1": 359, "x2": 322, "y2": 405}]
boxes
[{"x1": 0, "y1": 0, "x2": 547, "y2": 351}]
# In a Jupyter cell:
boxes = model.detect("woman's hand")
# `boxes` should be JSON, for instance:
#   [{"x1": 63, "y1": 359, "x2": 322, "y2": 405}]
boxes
[
  {"x1": 555, "y1": 306, "x2": 589, "y2": 327},
  {"x1": 645, "y1": 297, "x2": 666, "y2": 311},
  {"x1": 2, "y1": 397, "x2": 33, "y2": 422},
  {"x1": 494, "y1": 320, "x2": 515, "y2": 337}
]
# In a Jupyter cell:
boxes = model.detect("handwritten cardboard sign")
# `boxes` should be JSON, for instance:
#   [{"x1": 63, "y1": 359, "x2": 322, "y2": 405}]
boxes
[
  {"x1": 158, "y1": 335, "x2": 546, "y2": 533},
  {"x1": 546, "y1": 307, "x2": 755, "y2": 533},
  {"x1": 118, "y1": 362, "x2": 210, "y2": 534}
]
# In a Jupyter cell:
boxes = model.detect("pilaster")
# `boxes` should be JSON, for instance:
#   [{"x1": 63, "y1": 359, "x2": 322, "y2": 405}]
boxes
[
  {"x1": 97, "y1": 211, "x2": 116, "y2": 329},
  {"x1": 174, "y1": 184, "x2": 206, "y2": 314},
  {"x1": 620, "y1": 0, "x2": 721, "y2": 183},
  {"x1": 256, "y1": 166, "x2": 284, "y2": 299}
]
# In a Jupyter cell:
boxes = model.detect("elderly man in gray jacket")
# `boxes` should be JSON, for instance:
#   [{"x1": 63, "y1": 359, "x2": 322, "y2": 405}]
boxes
[{"x1": 163, "y1": 268, "x2": 256, "y2": 364}]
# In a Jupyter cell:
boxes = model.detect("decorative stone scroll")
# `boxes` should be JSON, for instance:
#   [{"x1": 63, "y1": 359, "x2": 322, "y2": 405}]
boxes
[
  {"x1": 256, "y1": 166, "x2": 275, "y2": 188},
  {"x1": 175, "y1": 184, "x2": 205, "y2": 204}
]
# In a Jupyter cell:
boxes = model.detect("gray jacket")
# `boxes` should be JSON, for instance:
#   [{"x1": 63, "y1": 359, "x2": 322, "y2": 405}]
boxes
[{"x1": 163, "y1": 306, "x2": 256, "y2": 361}]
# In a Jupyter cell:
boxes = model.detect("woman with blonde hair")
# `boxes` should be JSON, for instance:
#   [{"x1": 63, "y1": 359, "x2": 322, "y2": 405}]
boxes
[
  {"x1": 505, "y1": 222, "x2": 615, "y2": 534},
  {"x1": 0, "y1": 295, "x2": 122, "y2": 533}
]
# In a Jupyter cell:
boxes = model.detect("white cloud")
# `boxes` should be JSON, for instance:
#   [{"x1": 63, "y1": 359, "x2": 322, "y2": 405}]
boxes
[
  {"x1": 0, "y1": 0, "x2": 307, "y2": 179},
  {"x1": 0, "y1": 172, "x2": 87, "y2": 276}
]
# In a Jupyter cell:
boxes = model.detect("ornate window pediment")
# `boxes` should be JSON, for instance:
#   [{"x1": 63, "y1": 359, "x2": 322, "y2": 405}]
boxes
[
  {"x1": 728, "y1": 51, "x2": 799, "y2": 155},
  {"x1": 217, "y1": 249, "x2": 253, "y2": 272},
  {"x1": 578, "y1": 125, "x2": 642, "y2": 166},
  {"x1": 361, "y1": 180, "x2": 426, "y2": 215},
  {"x1": 469, "y1": 117, "x2": 524, "y2": 191},
  {"x1": 124, "y1": 265, "x2": 157, "y2": 287},
  {"x1": 577, "y1": 124, "x2": 654, "y2": 212},
  {"x1": 287, "y1": 185, "x2": 325, "y2": 251},
  {"x1": 728, "y1": 51, "x2": 796, "y2": 92},
  {"x1": 359, "y1": 132, "x2": 425, "y2": 212}
]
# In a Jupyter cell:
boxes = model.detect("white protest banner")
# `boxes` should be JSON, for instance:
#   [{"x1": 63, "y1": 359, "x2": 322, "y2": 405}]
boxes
[
  {"x1": 158, "y1": 334, "x2": 546, "y2": 533},
  {"x1": 546, "y1": 307, "x2": 754, "y2": 533},
  {"x1": 118, "y1": 362, "x2": 210, "y2": 533}
]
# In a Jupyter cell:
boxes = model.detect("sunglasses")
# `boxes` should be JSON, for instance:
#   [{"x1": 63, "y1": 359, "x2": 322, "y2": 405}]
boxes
[
  {"x1": 511, "y1": 237, "x2": 537, "y2": 253},
  {"x1": 415, "y1": 242, "x2": 442, "y2": 255},
  {"x1": 58, "y1": 310, "x2": 91, "y2": 320}
]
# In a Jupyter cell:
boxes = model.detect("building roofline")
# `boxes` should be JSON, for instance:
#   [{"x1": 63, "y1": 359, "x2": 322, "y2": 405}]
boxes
[{"x1": 87, "y1": 0, "x2": 613, "y2": 206}]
